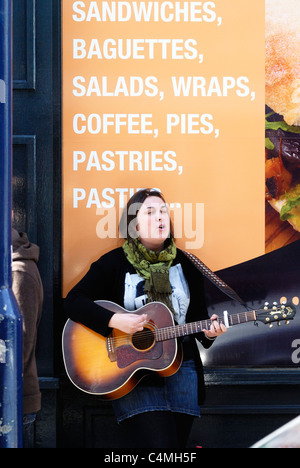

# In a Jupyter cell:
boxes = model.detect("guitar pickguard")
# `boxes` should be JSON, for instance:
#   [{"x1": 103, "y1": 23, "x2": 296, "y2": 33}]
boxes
[{"x1": 116, "y1": 342, "x2": 163, "y2": 369}]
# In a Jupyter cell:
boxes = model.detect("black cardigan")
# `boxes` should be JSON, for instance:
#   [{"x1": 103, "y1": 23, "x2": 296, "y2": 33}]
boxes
[{"x1": 64, "y1": 247, "x2": 215, "y2": 403}]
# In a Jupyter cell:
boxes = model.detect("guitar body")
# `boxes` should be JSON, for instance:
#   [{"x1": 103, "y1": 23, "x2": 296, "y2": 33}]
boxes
[
  {"x1": 62, "y1": 301, "x2": 182, "y2": 400},
  {"x1": 62, "y1": 298, "x2": 297, "y2": 400}
]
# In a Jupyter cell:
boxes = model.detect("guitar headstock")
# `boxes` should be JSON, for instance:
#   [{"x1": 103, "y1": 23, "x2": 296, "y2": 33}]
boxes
[{"x1": 256, "y1": 299, "x2": 298, "y2": 327}]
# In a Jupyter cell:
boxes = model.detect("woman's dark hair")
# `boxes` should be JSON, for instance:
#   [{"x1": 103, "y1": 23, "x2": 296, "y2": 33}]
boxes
[{"x1": 119, "y1": 188, "x2": 174, "y2": 242}]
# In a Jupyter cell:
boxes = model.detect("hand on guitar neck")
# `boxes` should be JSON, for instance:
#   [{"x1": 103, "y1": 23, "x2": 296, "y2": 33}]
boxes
[{"x1": 202, "y1": 314, "x2": 227, "y2": 339}]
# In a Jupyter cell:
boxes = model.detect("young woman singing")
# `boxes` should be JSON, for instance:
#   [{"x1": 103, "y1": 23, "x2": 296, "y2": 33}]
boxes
[{"x1": 64, "y1": 188, "x2": 226, "y2": 448}]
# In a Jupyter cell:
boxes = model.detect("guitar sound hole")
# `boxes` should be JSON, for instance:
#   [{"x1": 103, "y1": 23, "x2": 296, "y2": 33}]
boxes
[{"x1": 132, "y1": 328, "x2": 155, "y2": 350}]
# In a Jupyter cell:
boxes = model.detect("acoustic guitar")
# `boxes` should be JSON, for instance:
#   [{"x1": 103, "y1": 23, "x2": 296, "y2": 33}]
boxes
[{"x1": 62, "y1": 300, "x2": 296, "y2": 400}]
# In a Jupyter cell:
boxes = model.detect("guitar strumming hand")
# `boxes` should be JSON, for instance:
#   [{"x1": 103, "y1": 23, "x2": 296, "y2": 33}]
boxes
[{"x1": 109, "y1": 312, "x2": 149, "y2": 334}]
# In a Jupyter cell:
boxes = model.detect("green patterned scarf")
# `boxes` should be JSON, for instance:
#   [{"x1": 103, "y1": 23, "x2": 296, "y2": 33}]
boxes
[{"x1": 122, "y1": 238, "x2": 177, "y2": 313}]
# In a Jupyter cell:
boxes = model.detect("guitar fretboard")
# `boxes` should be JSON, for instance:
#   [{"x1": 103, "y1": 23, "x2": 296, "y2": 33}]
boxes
[{"x1": 155, "y1": 310, "x2": 256, "y2": 342}]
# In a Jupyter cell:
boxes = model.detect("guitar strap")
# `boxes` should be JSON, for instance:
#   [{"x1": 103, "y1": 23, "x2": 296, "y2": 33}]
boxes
[{"x1": 182, "y1": 250, "x2": 247, "y2": 307}]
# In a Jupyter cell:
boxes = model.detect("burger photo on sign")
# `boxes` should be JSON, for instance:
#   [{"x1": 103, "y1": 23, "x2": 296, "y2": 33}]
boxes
[{"x1": 265, "y1": 0, "x2": 300, "y2": 233}]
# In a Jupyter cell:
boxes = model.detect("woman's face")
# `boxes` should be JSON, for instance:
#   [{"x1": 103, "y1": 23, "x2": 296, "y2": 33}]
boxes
[{"x1": 136, "y1": 196, "x2": 171, "y2": 251}]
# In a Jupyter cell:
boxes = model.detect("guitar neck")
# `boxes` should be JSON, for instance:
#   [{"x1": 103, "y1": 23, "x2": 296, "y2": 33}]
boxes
[{"x1": 155, "y1": 310, "x2": 256, "y2": 342}]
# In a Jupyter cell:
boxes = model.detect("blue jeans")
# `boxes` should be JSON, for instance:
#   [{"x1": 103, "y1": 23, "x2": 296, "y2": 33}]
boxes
[{"x1": 112, "y1": 359, "x2": 201, "y2": 423}]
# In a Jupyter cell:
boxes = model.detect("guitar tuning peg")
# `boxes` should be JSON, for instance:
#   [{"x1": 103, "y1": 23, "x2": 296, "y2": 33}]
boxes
[
  {"x1": 277, "y1": 322, "x2": 281, "y2": 326},
  {"x1": 286, "y1": 320, "x2": 290, "y2": 325},
  {"x1": 273, "y1": 302, "x2": 278, "y2": 306},
  {"x1": 269, "y1": 324, "x2": 273, "y2": 328},
  {"x1": 264, "y1": 302, "x2": 269, "y2": 306},
  {"x1": 292, "y1": 297, "x2": 299, "y2": 306}
]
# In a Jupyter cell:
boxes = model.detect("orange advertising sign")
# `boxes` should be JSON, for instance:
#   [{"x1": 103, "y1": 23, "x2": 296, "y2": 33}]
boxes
[{"x1": 62, "y1": 1, "x2": 265, "y2": 295}]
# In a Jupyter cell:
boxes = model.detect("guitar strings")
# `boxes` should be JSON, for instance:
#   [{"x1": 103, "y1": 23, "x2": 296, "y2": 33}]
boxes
[
  {"x1": 107, "y1": 317, "x2": 214, "y2": 347},
  {"x1": 107, "y1": 307, "x2": 285, "y2": 347},
  {"x1": 108, "y1": 315, "x2": 238, "y2": 346}
]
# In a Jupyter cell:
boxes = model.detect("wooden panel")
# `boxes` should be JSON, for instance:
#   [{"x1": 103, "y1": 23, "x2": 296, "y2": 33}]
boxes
[
  {"x1": 13, "y1": 0, "x2": 36, "y2": 90},
  {"x1": 12, "y1": 135, "x2": 37, "y2": 242},
  {"x1": 58, "y1": 375, "x2": 300, "y2": 448}
]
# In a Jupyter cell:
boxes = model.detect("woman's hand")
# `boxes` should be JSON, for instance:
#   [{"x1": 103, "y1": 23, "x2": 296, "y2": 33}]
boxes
[
  {"x1": 203, "y1": 314, "x2": 227, "y2": 339},
  {"x1": 109, "y1": 313, "x2": 148, "y2": 334}
]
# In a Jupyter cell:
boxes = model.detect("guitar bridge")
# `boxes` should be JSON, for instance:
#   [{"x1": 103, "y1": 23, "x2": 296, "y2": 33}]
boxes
[{"x1": 106, "y1": 336, "x2": 117, "y2": 362}]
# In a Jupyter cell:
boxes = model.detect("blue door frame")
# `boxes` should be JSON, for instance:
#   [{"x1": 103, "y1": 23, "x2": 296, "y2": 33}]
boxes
[{"x1": 0, "y1": 0, "x2": 23, "y2": 449}]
